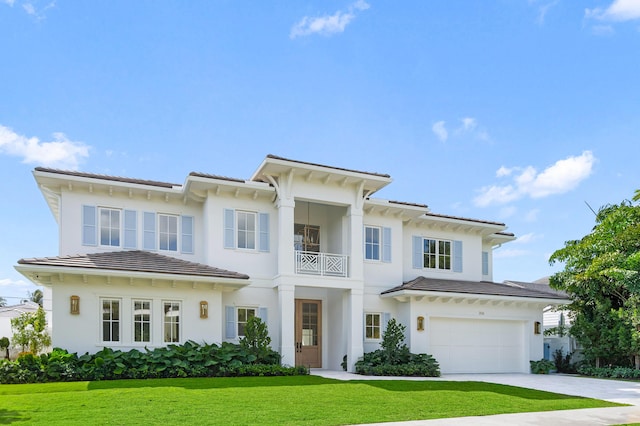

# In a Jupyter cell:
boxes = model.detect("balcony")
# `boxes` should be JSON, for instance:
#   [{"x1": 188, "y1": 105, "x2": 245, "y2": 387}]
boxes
[{"x1": 295, "y1": 251, "x2": 349, "y2": 277}]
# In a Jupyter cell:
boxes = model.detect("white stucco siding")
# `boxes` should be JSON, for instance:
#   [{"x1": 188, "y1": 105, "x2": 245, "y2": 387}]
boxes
[
  {"x1": 406, "y1": 298, "x2": 543, "y2": 374},
  {"x1": 48, "y1": 279, "x2": 226, "y2": 355},
  {"x1": 402, "y1": 225, "x2": 485, "y2": 282},
  {"x1": 362, "y1": 214, "x2": 404, "y2": 288},
  {"x1": 58, "y1": 190, "x2": 204, "y2": 262}
]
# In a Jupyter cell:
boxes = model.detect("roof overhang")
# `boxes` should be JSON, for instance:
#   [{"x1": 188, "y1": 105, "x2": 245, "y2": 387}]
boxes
[
  {"x1": 15, "y1": 264, "x2": 251, "y2": 292},
  {"x1": 380, "y1": 289, "x2": 570, "y2": 307},
  {"x1": 363, "y1": 198, "x2": 429, "y2": 220},
  {"x1": 251, "y1": 155, "x2": 393, "y2": 196},
  {"x1": 184, "y1": 174, "x2": 275, "y2": 203}
]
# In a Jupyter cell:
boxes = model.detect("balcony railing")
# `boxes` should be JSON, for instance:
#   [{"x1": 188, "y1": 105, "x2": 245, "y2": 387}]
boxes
[{"x1": 295, "y1": 251, "x2": 348, "y2": 277}]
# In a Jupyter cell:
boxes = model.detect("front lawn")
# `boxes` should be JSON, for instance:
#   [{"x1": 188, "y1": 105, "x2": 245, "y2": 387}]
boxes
[{"x1": 0, "y1": 376, "x2": 622, "y2": 425}]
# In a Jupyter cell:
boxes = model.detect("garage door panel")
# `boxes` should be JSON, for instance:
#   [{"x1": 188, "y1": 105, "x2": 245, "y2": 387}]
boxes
[{"x1": 428, "y1": 318, "x2": 525, "y2": 374}]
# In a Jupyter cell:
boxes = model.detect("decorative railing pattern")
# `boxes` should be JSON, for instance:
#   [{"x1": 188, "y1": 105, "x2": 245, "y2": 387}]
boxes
[{"x1": 295, "y1": 251, "x2": 348, "y2": 277}]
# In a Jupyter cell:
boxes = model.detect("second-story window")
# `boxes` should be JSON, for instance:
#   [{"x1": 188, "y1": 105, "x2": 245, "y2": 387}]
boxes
[
  {"x1": 423, "y1": 238, "x2": 451, "y2": 270},
  {"x1": 365, "y1": 226, "x2": 381, "y2": 261},
  {"x1": 237, "y1": 211, "x2": 256, "y2": 250},
  {"x1": 158, "y1": 214, "x2": 178, "y2": 251},
  {"x1": 100, "y1": 208, "x2": 121, "y2": 247}
]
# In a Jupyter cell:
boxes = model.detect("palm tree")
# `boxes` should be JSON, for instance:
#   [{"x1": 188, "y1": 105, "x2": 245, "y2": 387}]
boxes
[{"x1": 0, "y1": 297, "x2": 7, "y2": 308}]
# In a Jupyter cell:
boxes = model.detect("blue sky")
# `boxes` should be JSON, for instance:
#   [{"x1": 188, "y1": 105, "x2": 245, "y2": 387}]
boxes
[{"x1": 1, "y1": 0, "x2": 639, "y2": 303}]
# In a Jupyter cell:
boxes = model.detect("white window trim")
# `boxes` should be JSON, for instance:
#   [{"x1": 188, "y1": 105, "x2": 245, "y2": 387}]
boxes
[
  {"x1": 236, "y1": 211, "x2": 257, "y2": 251},
  {"x1": 364, "y1": 312, "x2": 382, "y2": 341},
  {"x1": 423, "y1": 237, "x2": 452, "y2": 271},
  {"x1": 132, "y1": 299, "x2": 152, "y2": 344},
  {"x1": 100, "y1": 297, "x2": 122, "y2": 344},
  {"x1": 364, "y1": 226, "x2": 382, "y2": 262},
  {"x1": 158, "y1": 213, "x2": 179, "y2": 252},
  {"x1": 236, "y1": 306, "x2": 257, "y2": 338},
  {"x1": 99, "y1": 207, "x2": 122, "y2": 248},
  {"x1": 162, "y1": 300, "x2": 182, "y2": 344}
]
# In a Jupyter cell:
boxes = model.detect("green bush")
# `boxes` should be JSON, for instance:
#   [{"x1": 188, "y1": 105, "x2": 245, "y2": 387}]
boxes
[
  {"x1": 552, "y1": 349, "x2": 575, "y2": 373},
  {"x1": 530, "y1": 358, "x2": 555, "y2": 374},
  {"x1": 577, "y1": 365, "x2": 640, "y2": 379},
  {"x1": 355, "y1": 318, "x2": 440, "y2": 377},
  {"x1": 0, "y1": 341, "x2": 307, "y2": 384}
]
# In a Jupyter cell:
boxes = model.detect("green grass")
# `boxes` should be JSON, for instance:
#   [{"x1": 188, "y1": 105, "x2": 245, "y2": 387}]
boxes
[{"x1": 0, "y1": 376, "x2": 623, "y2": 425}]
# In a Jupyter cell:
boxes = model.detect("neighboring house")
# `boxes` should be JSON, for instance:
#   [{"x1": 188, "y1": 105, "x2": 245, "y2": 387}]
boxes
[
  {"x1": 0, "y1": 301, "x2": 46, "y2": 359},
  {"x1": 14, "y1": 155, "x2": 568, "y2": 373},
  {"x1": 504, "y1": 278, "x2": 578, "y2": 361}
]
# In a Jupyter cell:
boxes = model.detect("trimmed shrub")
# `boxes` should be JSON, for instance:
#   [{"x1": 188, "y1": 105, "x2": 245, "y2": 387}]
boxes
[
  {"x1": 0, "y1": 341, "x2": 308, "y2": 384},
  {"x1": 530, "y1": 358, "x2": 555, "y2": 374}
]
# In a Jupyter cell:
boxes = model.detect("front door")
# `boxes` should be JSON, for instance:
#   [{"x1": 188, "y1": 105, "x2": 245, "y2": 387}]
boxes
[{"x1": 295, "y1": 299, "x2": 322, "y2": 368}]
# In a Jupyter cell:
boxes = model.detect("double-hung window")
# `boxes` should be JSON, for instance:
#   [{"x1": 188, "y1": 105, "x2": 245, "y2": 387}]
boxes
[
  {"x1": 423, "y1": 238, "x2": 451, "y2": 270},
  {"x1": 237, "y1": 307, "x2": 256, "y2": 337},
  {"x1": 365, "y1": 313, "x2": 381, "y2": 339},
  {"x1": 163, "y1": 301, "x2": 181, "y2": 343},
  {"x1": 101, "y1": 298, "x2": 121, "y2": 342},
  {"x1": 237, "y1": 211, "x2": 256, "y2": 250},
  {"x1": 133, "y1": 300, "x2": 151, "y2": 343},
  {"x1": 100, "y1": 208, "x2": 121, "y2": 247},
  {"x1": 158, "y1": 214, "x2": 178, "y2": 251},
  {"x1": 365, "y1": 226, "x2": 381, "y2": 261}
]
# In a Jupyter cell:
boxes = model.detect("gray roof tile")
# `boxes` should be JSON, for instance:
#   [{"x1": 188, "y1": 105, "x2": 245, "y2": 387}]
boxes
[
  {"x1": 382, "y1": 276, "x2": 568, "y2": 300},
  {"x1": 18, "y1": 250, "x2": 249, "y2": 280}
]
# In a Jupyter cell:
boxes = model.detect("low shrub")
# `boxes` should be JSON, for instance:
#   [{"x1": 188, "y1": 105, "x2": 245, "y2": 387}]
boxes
[
  {"x1": 530, "y1": 358, "x2": 555, "y2": 374},
  {"x1": 553, "y1": 349, "x2": 575, "y2": 373},
  {"x1": 0, "y1": 341, "x2": 307, "y2": 384},
  {"x1": 577, "y1": 365, "x2": 640, "y2": 379},
  {"x1": 355, "y1": 318, "x2": 440, "y2": 377}
]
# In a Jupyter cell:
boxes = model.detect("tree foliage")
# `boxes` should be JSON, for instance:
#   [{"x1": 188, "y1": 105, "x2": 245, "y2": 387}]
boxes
[
  {"x1": 549, "y1": 199, "x2": 640, "y2": 367},
  {"x1": 28, "y1": 289, "x2": 43, "y2": 306},
  {"x1": 10, "y1": 306, "x2": 51, "y2": 355}
]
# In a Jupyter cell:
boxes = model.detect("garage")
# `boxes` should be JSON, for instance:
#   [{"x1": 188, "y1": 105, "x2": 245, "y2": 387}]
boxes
[{"x1": 428, "y1": 317, "x2": 526, "y2": 374}]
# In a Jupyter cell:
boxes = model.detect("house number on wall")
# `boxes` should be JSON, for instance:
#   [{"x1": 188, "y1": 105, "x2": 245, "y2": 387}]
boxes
[{"x1": 479, "y1": 311, "x2": 485, "y2": 316}]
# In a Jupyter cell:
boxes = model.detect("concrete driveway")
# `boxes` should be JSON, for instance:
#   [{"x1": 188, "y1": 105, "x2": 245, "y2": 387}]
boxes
[{"x1": 311, "y1": 370, "x2": 640, "y2": 425}]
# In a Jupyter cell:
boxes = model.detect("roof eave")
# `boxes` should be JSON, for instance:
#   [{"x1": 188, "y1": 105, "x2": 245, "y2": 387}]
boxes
[
  {"x1": 15, "y1": 264, "x2": 251, "y2": 289},
  {"x1": 380, "y1": 289, "x2": 570, "y2": 305}
]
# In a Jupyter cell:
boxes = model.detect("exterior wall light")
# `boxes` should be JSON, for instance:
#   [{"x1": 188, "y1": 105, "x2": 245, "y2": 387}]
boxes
[
  {"x1": 200, "y1": 301, "x2": 208, "y2": 319},
  {"x1": 70, "y1": 295, "x2": 80, "y2": 315},
  {"x1": 417, "y1": 316, "x2": 424, "y2": 331},
  {"x1": 534, "y1": 321, "x2": 541, "y2": 335}
]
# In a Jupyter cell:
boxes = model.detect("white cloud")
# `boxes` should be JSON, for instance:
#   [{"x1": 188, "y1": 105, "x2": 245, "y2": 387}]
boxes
[
  {"x1": 290, "y1": 0, "x2": 369, "y2": 39},
  {"x1": 432, "y1": 121, "x2": 448, "y2": 142},
  {"x1": 591, "y1": 24, "x2": 615, "y2": 35},
  {"x1": 496, "y1": 166, "x2": 513, "y2": 178},
  {"x1": 460, "y1": 117, "x2": 477, "y2": 132},
  {"x1": 514, "y1": 232, "x2": 542, "y2": 244},
  {"x1": 586, "y1": 0, "x2": 640, "y2": 21},
  {"x1": 534, "y1": 1, "x2": 559, "y2": 25},
  {"x1": 0, "y1": 278, "x2": 30, "y2": 288},
  {"x1": 2, "y1": 0, "x2": 16, "y2": 6},
  {"x1": 0, "y1": 125, "x2": 90, "y2": 169},
  {"x1": 474, "y1": 151, "x2": 596, "y2": 207}
]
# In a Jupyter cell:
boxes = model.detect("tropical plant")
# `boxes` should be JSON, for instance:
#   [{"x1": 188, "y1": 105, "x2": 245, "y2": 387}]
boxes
[
  {"x1": 530, "y1": 358, "x2": 555, "y2": 374},
  {"x1": 10, "y1": 306, "x2": 51, "y2": 354},
  {"x1": 549, "y1": 198, "x2": 640, "y2": 368},
  {"x1": 0, "y1": 337, "x2": 10, "y2": 359},
  {"x1": 28, "y1": 289, "x2": 43, "y2": 306},
  {"x1": 239, "y1": 316, "x2": 280, "y2": 364},
  {"x1": 0, "y1": 296, "x2": 7, "y2": 307}
]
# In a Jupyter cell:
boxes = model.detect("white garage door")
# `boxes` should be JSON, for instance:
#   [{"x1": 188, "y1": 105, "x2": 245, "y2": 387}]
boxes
[{"x1": 428, "y1": 317, "x2": 526, "y2": 374}]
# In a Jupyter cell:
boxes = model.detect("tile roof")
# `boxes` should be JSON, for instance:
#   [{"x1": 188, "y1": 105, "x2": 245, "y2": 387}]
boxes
[
  {"x1": 266, "y1": 154, "x2": 391, "y2": 178},
  {"x1": 34, "y1": 167, "x2": 179, "y2": 188},
  {"x1": 503, "y1": 280, "x2": 568, "y2": 298},
  {"x1": 423, "y1": 212, "x2": 506, "y2": 227},
  {"x1": 18, "y1": 250, "x2": 249, "y2": 280},
  {"x1": 188, "y1": 172, "x2": 246, "y2": 183},
  {"x1": 382, "y1": 276, "x2": 568, "y2": 300}
]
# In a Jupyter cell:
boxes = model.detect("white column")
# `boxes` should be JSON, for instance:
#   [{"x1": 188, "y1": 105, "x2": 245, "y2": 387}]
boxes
[
  {"x1": 347, "y1": 288, "x2": 364, "y2": 372},
  {"x1": 277, "y1": 198, "x2": 295, "y2": 276},
  {"x1": 347, "y1": 205, "x2": 364, "y2": 281},
  {"x1": 278, "y1": 284, "x2": 296, "y2": 366}
]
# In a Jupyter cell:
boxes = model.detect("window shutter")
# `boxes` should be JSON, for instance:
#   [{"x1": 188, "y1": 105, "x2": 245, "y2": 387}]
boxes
[
  {"x1": 225, "y1": 306, "x2": 236, "y2": 339},
  {"x1": 412, "y1": 236, "x2": 422, "y2": 269},
  {"x1": 258, "y1": 307, "x2": 268, "y2": 324},
  {"x1": 224, "y1": 209, "x2": 235, "y2": 249},
  {"x1": 258, "y1": 213, "x2": 269, "y2": 252},
  {"x1": 82, "y1": 205, "x2": 97, "y2": 246},
  {"x1": 123, "y1": 210, "x2": 137, "y2": 249},
  {"x1": 453, "y1": 240, "x2": 463, "y2": 273},
  {"x1": 382, "y1": 227, "x2": 392, "y2": 263},
  {"x1": 181, "y1": 215, "x2": 194, "y2": 254},
  {"x1": 382, "y1": 312, "x2": 391, "y2": 334},
  {"x1": 482, "y1": 251, "x2": 489, "y2": 276},
  {"x1": 143, "y1": 212, "x2": 156, "y2": 250}
]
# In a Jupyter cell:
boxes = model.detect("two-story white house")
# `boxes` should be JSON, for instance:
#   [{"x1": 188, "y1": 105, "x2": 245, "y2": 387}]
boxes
[{"x1": 15, "y1": 155, "x2": 567, "y2": 373}]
